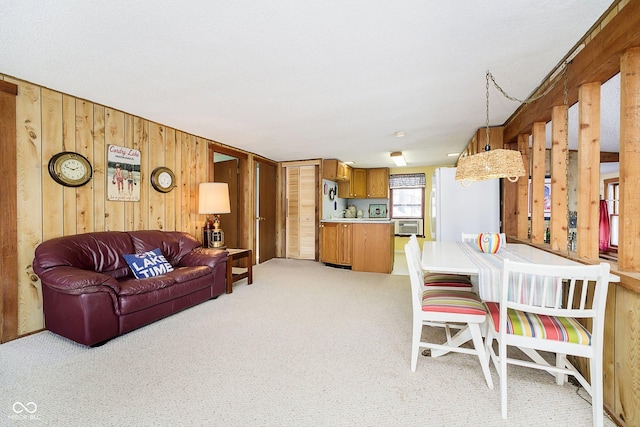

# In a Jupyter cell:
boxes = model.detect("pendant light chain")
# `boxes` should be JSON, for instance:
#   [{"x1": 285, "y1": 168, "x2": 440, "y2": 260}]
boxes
[
  {"x1": 563, "y1": 65, "x2": 571, "y2": 254},
  {"x1": 485, "y1": 71, "x2": 491, "y2": 151},
  {"x1": 486, "y1": 66, "x2": 572, "y2": 252},
  {"x1": 487, "y1": 68, "x2": 567, "y2": 104},
  {"x1": 484, "y1": 67, "x2": 569, "y2": 152}
]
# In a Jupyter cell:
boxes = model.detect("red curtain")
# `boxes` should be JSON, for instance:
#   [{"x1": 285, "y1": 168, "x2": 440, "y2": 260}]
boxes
[{"x1": 599, "y1": 200, "x2": 610, "y2": 252}]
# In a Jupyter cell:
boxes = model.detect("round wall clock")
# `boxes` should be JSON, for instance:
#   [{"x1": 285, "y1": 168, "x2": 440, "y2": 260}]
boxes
[
  {"x1": 48, "y1": 151, "x2": 93, "y2": 187},
  {"x1": 150, "y1": 166, "x2": 176, "y2": 193}
]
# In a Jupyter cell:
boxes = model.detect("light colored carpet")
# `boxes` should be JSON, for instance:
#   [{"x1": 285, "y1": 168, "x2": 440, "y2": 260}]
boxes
[{"x1": 0, "y1": 258, "x2": 613, "y2": 426}]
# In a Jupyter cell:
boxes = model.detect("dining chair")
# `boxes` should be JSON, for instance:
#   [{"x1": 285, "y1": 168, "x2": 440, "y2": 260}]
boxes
[
  {"x1": 407, "y1": 234, "x2": 472, "y2": 289},
  {"x1": 404, "y1": 243, "x2": 494, "y2": 389},
  {"x1": 484, "y1": 259, "x2": 611, "y2": 426}
]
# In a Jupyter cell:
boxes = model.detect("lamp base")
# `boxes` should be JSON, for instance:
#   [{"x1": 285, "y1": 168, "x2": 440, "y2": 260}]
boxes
[{"x1": 205, "y1": 228, "x2": 225, "y2": 248}]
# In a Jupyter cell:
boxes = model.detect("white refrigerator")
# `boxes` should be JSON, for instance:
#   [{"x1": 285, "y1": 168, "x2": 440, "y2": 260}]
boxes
[{"x1": 430, "y1": 167, "x2": 500, "y2": 241}]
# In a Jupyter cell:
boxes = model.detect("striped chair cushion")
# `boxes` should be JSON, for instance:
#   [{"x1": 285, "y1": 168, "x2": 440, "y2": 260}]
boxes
[
  {"x1": 485, "y1": 302, "x2": 591, "y2": 345},
  {"x1": 422, "y1": 289, "x2": 486, "y2": 316},
  {"x1": 424, "y1": 273, "x2": 472, "y2": 288}
]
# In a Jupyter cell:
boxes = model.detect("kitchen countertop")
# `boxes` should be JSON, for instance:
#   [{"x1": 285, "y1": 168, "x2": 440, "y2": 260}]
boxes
[{"x1": 321, "y1": 218, "x2": 392, "y2": 223}]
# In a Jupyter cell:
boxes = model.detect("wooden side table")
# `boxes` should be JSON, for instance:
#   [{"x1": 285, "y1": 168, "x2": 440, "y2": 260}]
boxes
[{"x1": 225, "y1": 248, "x2": 253, "y2": 293}]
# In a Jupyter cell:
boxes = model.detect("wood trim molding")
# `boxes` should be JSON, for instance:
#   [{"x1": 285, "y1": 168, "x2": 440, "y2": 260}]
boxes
[
  {"x1": 0, "y1": 82, "x2": 18, "y2": 343},
  {"x1": 0, "y1": 80, "x2": 18, "y2": 96}
]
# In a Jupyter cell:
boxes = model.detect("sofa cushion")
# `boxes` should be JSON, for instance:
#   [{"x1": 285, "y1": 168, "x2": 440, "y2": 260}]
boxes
[
  {"x1": 128, "y1": 230, "x2": 201, "y2": 265},
  {"x1": 123, "y1": 248, "x2": 174, "y2": 279},
  {"x1": 33, "y1": 231, "x2": 135, "y2": 279},
  {"x1": 117, "y1": 266, "x2": 212, "y2": 314}
]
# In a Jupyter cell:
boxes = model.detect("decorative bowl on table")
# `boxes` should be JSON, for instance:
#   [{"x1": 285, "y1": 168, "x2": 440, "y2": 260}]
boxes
[{"x1": 477, "y1": 232, "x2": 502, "y2": 254}]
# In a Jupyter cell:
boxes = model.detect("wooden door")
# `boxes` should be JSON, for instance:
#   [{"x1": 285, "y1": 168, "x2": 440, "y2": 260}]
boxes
[
  {"x1": 338, "y1": 223, "x2": 352, "y2": 265},
  {"x1": 299, "y1": 166, "x2": 316, "y2": 259},
  {"x1": 257, "y1": 160, "x2": 277, "y2": 263},
  {"x1": 286, "y1": 165, "x2": 317, "y2": 260},
  {"x1": 367, "y1": 168, "x2": 389, "y2": 198},
  {"x1": 286, "y1": 167, "x2": 300, "y2": 258},
  {"x1": 214, "y1": 159, "x2": 239, "y2": 248},
  {"x1": 351, "y1": 168, "x2": 367, "y2": 198},
  {"x1": 320, "y1": 223, "x2": 339, "y2": 264}
]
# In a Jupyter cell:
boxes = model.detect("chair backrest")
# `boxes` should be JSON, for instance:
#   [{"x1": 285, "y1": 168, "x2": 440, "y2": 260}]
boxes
[
  {"x1": 407, "y1": 234, "x2": 420, "y2": 255},
  {"x1": 501, "y1": 259, "x2": 611, "y2": 344},
  {"x1": 404, "y1": 243, "x2": 425, "y2": 313},
  {"x1": 407, "y1": 234, "x2": 422, "y2": 267},
  {"x1": 461, "y1": 232, "x2": 506, "y2": 245}
]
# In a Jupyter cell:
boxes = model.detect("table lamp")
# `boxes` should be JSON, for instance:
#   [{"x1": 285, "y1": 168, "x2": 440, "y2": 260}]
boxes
[{"x1": 198, "y1": 182, "x2": 231, "y2": 248}]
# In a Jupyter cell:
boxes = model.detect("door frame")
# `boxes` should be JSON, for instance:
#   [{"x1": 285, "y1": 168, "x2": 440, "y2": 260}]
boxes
[
  {"x1": 209, "y1": 144, "x2": 250, "y2": 256},
  {"x1": 281, "y1": 159, "x2": 321, "y2": 261},
  {"x1": 254, "y1": 156, "x2": 279, "y2": 263}
]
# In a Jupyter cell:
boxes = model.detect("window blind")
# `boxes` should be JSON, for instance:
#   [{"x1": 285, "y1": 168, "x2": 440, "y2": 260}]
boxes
[{"x1": 389, "y1": 173, "x2": 426, "y2": 189}]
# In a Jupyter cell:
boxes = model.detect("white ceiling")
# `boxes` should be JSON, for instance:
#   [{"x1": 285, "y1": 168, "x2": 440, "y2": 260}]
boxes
[{"x1": 0, "y1": 0, "x2": 616, "y2": 168}]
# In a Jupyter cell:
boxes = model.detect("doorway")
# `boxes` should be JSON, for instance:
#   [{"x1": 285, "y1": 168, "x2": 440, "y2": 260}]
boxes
[
  {"x1": 214, "y1": 153, "x2": 239, "y2": 249},
  {"x1": 256, "y1": 160, "x2": 277, "y2": 263},
  {"x1": 211, "y1": 145, "x2": 248, "y2": 252}
]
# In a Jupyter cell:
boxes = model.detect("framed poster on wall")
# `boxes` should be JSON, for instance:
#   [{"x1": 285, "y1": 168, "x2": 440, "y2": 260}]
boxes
[{"x1": 107, "y1": 145, "x2": 141, "y2": 201}]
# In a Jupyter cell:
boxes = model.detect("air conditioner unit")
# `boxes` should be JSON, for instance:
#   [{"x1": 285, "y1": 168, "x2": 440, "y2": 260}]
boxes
[{"x1": 394, "y1": 219, "x2": 423, "y2": 236}]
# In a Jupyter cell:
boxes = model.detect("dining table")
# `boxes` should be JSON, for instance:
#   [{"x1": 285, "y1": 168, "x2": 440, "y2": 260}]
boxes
[
  {"x1": 420, "y1": 240, "x2": 619, "y2": 358},
  {"x1": 421, "y1": 241, "x2": 619, "y2": 302}
]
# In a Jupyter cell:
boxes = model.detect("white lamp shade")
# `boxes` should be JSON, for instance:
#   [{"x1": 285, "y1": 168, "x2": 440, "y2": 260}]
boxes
[{"x1": 198, "y1": 183, "x2": 231, "y2": 214}]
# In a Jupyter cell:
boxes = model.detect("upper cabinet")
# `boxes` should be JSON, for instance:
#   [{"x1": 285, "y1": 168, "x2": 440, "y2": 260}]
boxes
[
  {"x1": 350, "y1": 168, "x2": 367, "y2": 198},
  {"x1": 367, "y1": 168, "x2": 389, "y2": 198},
  {"x1": 323, "y1": 159, "x2": 350, "y2": 182},
  {"x1": 326, "y1": 158, "x2": 389, "y2": 199}
]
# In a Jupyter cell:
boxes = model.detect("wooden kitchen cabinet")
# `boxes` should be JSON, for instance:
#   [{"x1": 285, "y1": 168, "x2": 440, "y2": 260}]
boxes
[
  {"x1": 323, "y1": 159, "x2": 350, "y2": 182},
  {"x1": 367, "y1": 168, "x2": 389, "y2": 198},
  {"x1": 320, "y1": 222, "x2": 352, "y2": 266},
  {"x1": 350, "y1": 168, "x2": 367, "y2": 198},
  {"x1": 338, "y1": 168, "x2": 367, "y2": 198},
  {"x1": 352, "y1": 222, "x2": 394, "y2": 273},
  {"x1": 321, "y1": 221, "x2": 393, "y2": 273}
]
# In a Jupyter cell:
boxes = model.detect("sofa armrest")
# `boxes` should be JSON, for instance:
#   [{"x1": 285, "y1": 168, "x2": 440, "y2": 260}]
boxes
[
  {"x1": 177, "y1": 248, "x2": 228, "y2": 269},
  {"x1": 37, "y1": 266, "x2": 121, "y2": 295}
]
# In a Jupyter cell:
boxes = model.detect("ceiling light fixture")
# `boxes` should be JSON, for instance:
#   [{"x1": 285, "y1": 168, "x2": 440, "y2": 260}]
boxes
[
  {"x1": 394, "y1": 131, "x2": 405, "y2": 138},
  {"x1": 447, "y1": 152, "x2": 460, "y2": 157},
  {"x1": 390, "y1": 151, "x2": 406, "y2": 167},
  {"x1": 455, "y1": 70, "x2": 526, "y2": 185}
]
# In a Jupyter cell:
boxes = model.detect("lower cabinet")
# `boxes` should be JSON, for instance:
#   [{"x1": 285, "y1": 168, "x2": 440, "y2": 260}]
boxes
[
  {"x1": 320, "y1": 221, "x2": 393, "y2": 273},
  {"x1": 320, "y1": 222, "x2": 352, "y2": 266},
  {"x1": 352, "y1": 223, "x2": 394, "y2": 274}
]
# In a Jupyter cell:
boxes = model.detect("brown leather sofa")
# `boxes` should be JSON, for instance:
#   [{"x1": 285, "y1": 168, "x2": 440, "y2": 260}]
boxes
[{"x1": 33, "y1": 230, "x2": 228, "y2": 346}]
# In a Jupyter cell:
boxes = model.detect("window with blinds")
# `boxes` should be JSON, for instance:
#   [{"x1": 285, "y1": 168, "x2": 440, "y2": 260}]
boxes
[{"x1": 389, "y1": 173, "x2": 425, "y2": 219}]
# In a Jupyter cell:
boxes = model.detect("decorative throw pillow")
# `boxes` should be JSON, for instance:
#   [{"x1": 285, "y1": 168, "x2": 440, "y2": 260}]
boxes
[
  {"x1": 477, "y1": 232, "x2": 502, "y2": 254},
  {"x1": 123, "y1": 248, "x2": 174, "y2": 279}
]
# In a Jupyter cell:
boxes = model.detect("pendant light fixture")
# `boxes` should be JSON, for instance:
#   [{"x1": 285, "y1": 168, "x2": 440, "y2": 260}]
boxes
[{"x1": 455, "y1": 71, "x2": 526, "y2": 185}]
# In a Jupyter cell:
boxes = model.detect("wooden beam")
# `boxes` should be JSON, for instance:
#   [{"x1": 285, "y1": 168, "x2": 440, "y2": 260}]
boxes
[
  {"x1": 600, "y1": 152, "x2": 620, "y2": 163},
  {"x1": 530, "y1": 122, "x2": 546, "y2": 244},
  {"x1": 577, "y1": 82, "x2": 601, "y2": 259},
  {"x1": 504, "y1": 1, "x2": 640, "y2": 144},
  {"x1": 516, "y1": 134, "x2": 530, "y2": 240},
  {"x1": 550, "y1": 105, "x2": 568, "y2": 251},
  {"x1": 0, "y1": 80, "x2": 18, "y2": 96},
  {"x1": 619, "y1": 47, "x2": 640, "y2": 272}
]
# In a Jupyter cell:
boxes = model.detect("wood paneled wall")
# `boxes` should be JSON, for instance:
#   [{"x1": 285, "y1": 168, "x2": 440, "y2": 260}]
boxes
[{"x1": 2, "y1": 74, "x2": 211, "y2": 335}]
